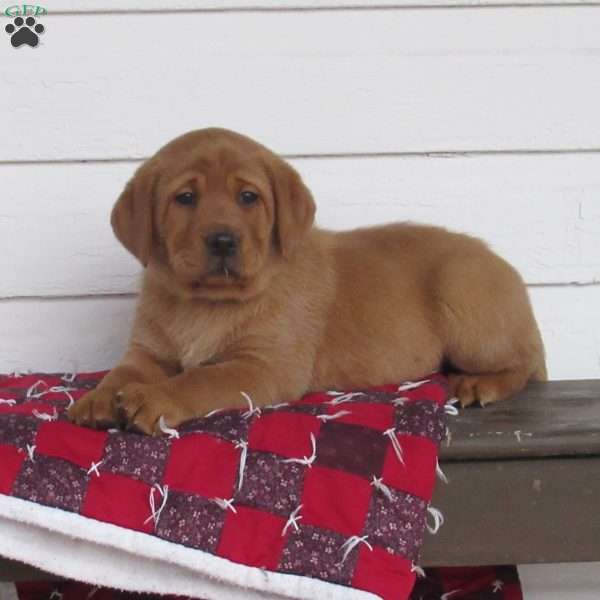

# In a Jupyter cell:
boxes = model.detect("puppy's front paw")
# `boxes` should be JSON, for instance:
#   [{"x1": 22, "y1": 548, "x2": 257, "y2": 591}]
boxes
[
  {"x1": 116, "y1": 383, "x2": 190, "y2": 436},
  {"x1": 67, "y1": 387, "x2": 119, "y2": 429}
]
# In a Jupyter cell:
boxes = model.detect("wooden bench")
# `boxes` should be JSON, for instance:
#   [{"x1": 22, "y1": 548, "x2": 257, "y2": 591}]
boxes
[{"x1": 1, "y1": 379, "x2": 599, "y2": 581}]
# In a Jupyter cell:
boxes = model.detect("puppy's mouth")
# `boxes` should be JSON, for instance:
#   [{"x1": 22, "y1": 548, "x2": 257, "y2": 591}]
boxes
[
  {"x1": 190, "y1": 260, "x2": 241, "y2": 289},
  {"x1": 213, "y1": 261, "x2": 238, "y2": 279}
]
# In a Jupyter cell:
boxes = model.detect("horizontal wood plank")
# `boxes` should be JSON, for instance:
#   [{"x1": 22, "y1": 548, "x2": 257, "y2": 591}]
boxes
[
  {"x1": 0, "y1": 296, "x2": 136, "y2": 374},
  {"x1": 0, "y1": 285, "x2": 599, "y2": 379},
  {"x1": 441, "y1": 379, "x2": 600, "y2": 461},
  {"x1": 423, "y1": 457, "x2": 600, "y2": 566},
  {"x1": 43, "y1": 0, "x2": 600, "y2": 11},
  {"x1": 2, "y1": 8, "x2": 600, "y2": 161},
  {"x1": 2, "y1": 153, "x2": 600, "y2": 298}
]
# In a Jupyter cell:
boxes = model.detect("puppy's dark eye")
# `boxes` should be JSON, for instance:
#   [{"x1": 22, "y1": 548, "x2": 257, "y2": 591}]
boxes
[
  {"x1": 239, "y1": 191, "x2": 258, "y2": 206},
  {"x1": 175, "y1": 192, "x2": 197, "y2": 206}
]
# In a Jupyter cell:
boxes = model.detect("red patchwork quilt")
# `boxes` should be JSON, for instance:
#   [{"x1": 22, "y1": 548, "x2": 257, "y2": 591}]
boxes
[{"x1": 0, "y1": 371, "x2": 450, "y2": 600}]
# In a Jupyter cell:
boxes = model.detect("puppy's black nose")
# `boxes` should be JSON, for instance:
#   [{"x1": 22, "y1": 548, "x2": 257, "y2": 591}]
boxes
[{"x1": 205, "y1": 231, "x2": 238, "y2": 258}]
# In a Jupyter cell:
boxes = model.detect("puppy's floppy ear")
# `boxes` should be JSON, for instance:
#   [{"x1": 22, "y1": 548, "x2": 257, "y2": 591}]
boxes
[
  {"x1": 111, "y1": 160, "x2": 159, "y2": 266},
  {"x1": 270, "y1": 160, "x2": 316, "y2": 259}
]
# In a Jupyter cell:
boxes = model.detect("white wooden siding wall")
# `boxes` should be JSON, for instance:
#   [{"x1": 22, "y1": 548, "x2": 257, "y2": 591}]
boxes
[{"x1": 1, "y1": 1, "x2": 599, "y2": 380}]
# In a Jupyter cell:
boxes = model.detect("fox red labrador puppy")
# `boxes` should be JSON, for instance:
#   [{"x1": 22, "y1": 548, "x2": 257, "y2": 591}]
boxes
[{"x1": 68, "y1": 128, "x2": 546, "y2": 435}]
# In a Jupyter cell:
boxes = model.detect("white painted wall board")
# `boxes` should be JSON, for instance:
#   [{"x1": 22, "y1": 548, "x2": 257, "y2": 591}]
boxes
[
  {"x1": 529, "y1": 285, "x2": 600, "y2": 381},
  {"x1": 40, "y1": 0, "x2": 600, "y2": 11},
  {"x1": 2, "y1": 153, "x2": 599, "y2": 298},
  {"x1": 520, "y1": 563, "x2": 600, "y2": 600},
  {"x1": 0, "y1": 296, "x2": 136, "y2": 373},
  {"x1": 0, "y1": 285, "x2": 598, "y2": 379},
  {"x1": 2, "y1": 9, "x2": 600, "y2": 161}
]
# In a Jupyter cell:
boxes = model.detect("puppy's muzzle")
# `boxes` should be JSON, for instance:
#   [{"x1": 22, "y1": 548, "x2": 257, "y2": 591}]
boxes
[{"x1": 205, "y1": 231, "x2": 239, "y2": 258}]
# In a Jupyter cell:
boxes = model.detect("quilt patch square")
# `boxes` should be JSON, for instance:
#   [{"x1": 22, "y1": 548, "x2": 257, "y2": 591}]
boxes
[
  {"x1": 217, "y1": 505, "x2": 286, "y2": 570},
  {"x1": 13, "y1": 454, "x2": 87, "y2": 513},
  {"x1": 279, "y1": 524, "x2": 356, "y2": 586},
  {"x1": 102, "y1": 432, "x2": 170, "y2": 485},
  {"x1": 301, "y1": 465, "x2": 372, "y2": 537},
  {"x1": 352, "y1": 545, "x2": 416, "y2": 600},
  {"x1": 382, "y1": 434, "x2": 437, "y2": 500},
  {"x1": 163, "y1": 433, "x2": 239, "y2": 500},
  {"x1": 81, "y1": 471, "x2": 154, "y2": 533},
  {"x1": 0, "y1": 444, "x2": 25, "y2": 495},
  {"x1": 35, "y1": 421, "x2": 107, "y2": 469},
  {"x1": 394, "y1": 400, "x2": 447, "y2": 443},
  {"x1": 0, "y1": 414, "x2": 39, "y2": 448},
  {"x1": 236, "y1": 450, "x2": 305, "y2": 517},
  {"x1": 315, "y1": 421, "x2": 388, "y2": 479},
  {"x1": 156, "y1": 490, "x2": 225, "y2": 553},
  {"x1": 247, "y1": 411, "x2": 322, "y2": 459},
  {"x1": 364, "y1": 487, "x2": 428, "y2": 561}
]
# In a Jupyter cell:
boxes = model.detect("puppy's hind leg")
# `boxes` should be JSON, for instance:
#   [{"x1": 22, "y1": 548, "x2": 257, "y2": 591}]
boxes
[
  {"x1": 448, "y1": 369, "x2": 531, "y2": 407},
  {"x1": 438, "y1": 252, "x2": 546, "y2": 407}
]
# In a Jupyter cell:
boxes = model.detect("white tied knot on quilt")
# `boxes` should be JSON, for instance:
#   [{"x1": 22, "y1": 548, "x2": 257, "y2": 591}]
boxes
[
  {"x1": 27, "y1": 380, "x2": 49, "y2": 399},
  {"x1": 26, "y1": 380, "x2": 76, "y2": 408},
  {"x1": 338, "y1": 535, "x2": 373, "y2": 565},
  {"x1": 32, "y1": 407, "x2": 59, "y2": 422},
  {"x1": 426, "y1": 506, "x2": 444, "y2": 535},
  {"x1": 212, "y1": 497, "x2": 237, "y2": 514},
  {"x1": 282, "y1": 433, "x2": 317, "y2": 468},
  {"x1": 397, "y1": 379, "x2": 429, "y2": 392},
  {"x1": 282, "y1": 504, "x2": 303, "y2": 536},
  {"x1": 325, "y1": 391, "x2": 366, "y2": 406},
  {"x1": 241, "y1": 391, "x2": 262, "y2": 420},
  {"x1": 436, "y1": 458, "x2": 449, "y2": 484},
  {"x1": 8, "y1": 369, "x2": 31, "y2": 378},
  {"x1": 205, "y1": 408, "x2": 224, "y2": 418},
  {"x1": 370, "y1": 476, "x2": 394, "y2": 501},
  {"x1": 144, "y1": 484, "x2": 169, "y2": 527},
  {"x1": 383, "y1": 428, "x2": 405, "y2": 465},
  {"x1": 26, "y1": 444, "x2": 36, "y2": 462},
  {"x1": 392, "y1": 396, "x2": 409, "y2": 407},
  {"x1": 87, "y1": 460, "x2": 105, "y2": 478},
  {"x1": 316, "y1": 409, "x2": 353, "y2": 422},
  {"x1": 158, "y1": 416, "x2": 180, "y2": 439},
  {"x1": 0, "y1": 398, "x2": 17, "y2": 406},
  {"x1": 444, "y1": 398, "x2": 460, "y2": 416},
  {"x1": 234, "y1": 440, "x2": 248, "y2": 491},
  {"x1": 441, "y1": 590, "x2": 462, "y2": 600}
]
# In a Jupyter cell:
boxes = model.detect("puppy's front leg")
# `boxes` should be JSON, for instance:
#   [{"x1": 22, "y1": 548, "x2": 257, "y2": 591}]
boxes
[
  {"x1": 67, "y1": 346, "x2": 176, "y2": 429},
  {"x1": 116, "y1": 355, "x2": 302, "y2": 436}
]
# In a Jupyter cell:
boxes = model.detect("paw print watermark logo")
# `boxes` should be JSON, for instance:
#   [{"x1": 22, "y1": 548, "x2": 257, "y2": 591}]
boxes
[
  {"x1": 5, "y1": 15, "x2": 44, "y2": 47},
  {"x1": 4, "y1": 4, "x2": 46, "y2": 48}
]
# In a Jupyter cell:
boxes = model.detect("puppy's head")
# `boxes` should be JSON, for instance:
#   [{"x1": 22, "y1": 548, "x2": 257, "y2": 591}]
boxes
[{"x1": 112, "y1": 128, "x2": 315, "y2": 300}]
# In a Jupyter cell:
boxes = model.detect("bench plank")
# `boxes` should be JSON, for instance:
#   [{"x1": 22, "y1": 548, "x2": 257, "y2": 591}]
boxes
[
  {"x1": 441, "y1": 380, "x2": 600, "y2": 461},
  {"x1": 423, "y1": 457, "x2": 600, "y2": 566}
]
